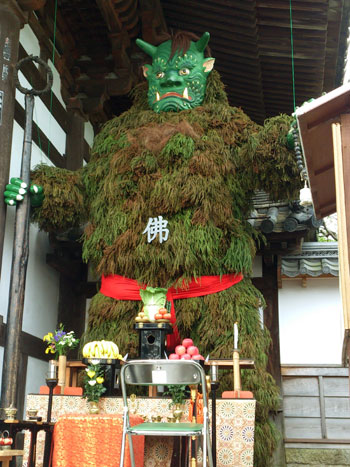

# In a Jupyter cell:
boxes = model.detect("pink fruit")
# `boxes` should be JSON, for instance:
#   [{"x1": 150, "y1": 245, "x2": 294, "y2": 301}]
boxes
[
  {"x1": 169, "y1": 353, "x2": 180, "y2": 360},
  {"x1": 182, "y1": 338, "x2": 194, "y2": 348},
  {"x1": 175, "y1": 345, "x2": 186, "y2": 356},
  {"x1": 192, "y1": 354, "x2": 204, "y2": 360},
  {"x1": 181, "y1": 353, "x2": 191, "y2": 360},
  {"x1": 187, "y1": 345, "x2": 199, "y2": 356}
]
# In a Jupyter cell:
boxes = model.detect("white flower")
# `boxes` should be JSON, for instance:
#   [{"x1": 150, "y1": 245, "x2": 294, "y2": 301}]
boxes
[{"x1": 88, "y1": 380, "x2": 97, "y2": 386}]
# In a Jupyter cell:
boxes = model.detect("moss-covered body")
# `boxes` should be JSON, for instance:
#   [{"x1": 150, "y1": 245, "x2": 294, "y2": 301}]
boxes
[{"x1": 31, "y1": 71, "x2": 300, "y2": 466}]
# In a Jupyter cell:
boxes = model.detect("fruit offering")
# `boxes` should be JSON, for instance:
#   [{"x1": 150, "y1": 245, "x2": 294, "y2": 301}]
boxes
[
  {"x1": 154, "y1": 307, "x2": 172, "y2": 322},
  {"x1": 135, "y1": 309, "x2": 149, "y2": 323},
  {"x1": 82, "y1": 340, "x2": 122, "y2": 359},
  {"x1": 135, "y1": 306, "x2": 172, "y2": 323},
  {"x1": 169, "y1": 338, "x2": 204, "y2": 361}
]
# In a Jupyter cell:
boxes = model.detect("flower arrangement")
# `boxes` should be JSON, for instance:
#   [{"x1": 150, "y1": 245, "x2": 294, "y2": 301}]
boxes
[
  {"x1": 43, "y1": 324, "x2": 79, "y2": 358},
  {"x1": 83, "y1": 363, "x2": 107, "y2": 402}
]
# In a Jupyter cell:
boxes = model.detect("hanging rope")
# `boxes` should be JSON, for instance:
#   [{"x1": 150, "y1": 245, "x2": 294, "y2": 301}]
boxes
[{"x1": 289, "y1": 0, "x2": 296, "y2": 111}]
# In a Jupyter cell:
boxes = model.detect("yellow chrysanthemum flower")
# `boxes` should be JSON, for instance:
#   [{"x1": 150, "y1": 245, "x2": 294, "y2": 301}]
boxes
[
  {"x1": 87, "y1": 370, "x2": 96, "y2": 378},
  {"x1": 96, "y1": 377, "x2": 104, "y2": 384}
]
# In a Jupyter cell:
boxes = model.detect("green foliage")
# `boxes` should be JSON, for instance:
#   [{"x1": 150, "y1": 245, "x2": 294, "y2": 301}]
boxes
[
  {"x1": 30, "y1": 164, "x2": 86, "y2": 232},
  {"x1": 164, "y1": 385, "x2": 187, "y2": 407}
]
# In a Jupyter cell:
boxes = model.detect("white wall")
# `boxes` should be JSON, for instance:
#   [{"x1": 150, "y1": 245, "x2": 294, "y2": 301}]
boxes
[{"x1": 279, "y1": 278, "x2": 344, "y2": 364}]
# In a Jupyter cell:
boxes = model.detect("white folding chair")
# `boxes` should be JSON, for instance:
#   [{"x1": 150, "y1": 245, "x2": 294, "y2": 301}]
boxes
[{"x1": 119, "y1": 359, "x2": 213, "y2": 467}]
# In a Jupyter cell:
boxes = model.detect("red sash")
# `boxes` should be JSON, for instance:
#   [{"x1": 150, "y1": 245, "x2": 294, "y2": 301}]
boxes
[{"x1": 100, "y1": 273, "x2": 243, "y2": 349}]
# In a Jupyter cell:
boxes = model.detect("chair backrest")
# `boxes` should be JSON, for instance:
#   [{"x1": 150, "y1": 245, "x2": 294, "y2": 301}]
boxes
[
  {"x1": 121, "y1": 359, "x2": 204, "y2": 386},
  {"x1": 120, "y1": 359, "x2": 209, "y2": 412}
]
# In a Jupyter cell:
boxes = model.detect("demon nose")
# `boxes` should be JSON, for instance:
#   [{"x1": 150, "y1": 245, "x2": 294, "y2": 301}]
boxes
[{"x1": 161, "y1": 70, "x2": 183, "y2": 88}]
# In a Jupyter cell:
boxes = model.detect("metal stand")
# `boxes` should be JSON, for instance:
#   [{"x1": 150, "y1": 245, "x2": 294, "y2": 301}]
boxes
[
  {"x1": 210, "y1": 381, "x2": 219, "y2": 467},
  {"x1": 43, "y1": 377, "x2": 57, "y2": 466},
  {"x1": 209, "y1": 364, "x2": 219, "y2": 467},
  {"x1": 46, "y1": 378, "x2": 57, "y2": 423}
]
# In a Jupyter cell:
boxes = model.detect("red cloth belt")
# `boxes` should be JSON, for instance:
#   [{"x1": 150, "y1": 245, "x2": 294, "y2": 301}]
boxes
[{"x1": 100, "y1": 273, "x2": 243, "y2": 350}]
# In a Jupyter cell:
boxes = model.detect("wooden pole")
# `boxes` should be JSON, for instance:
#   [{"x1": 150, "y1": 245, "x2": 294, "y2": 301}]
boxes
[
  {"x1": 0, "y1": 56, "x2": 52, "y2": 412},
  {"x1": 1, "y1": 92, "x2": 34, "y2": 411}
]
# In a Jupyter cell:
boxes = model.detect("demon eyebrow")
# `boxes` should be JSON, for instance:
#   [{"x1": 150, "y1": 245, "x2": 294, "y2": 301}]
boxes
[{"x1": 175, "y1": 58, "x2": 195, "y2": 69}]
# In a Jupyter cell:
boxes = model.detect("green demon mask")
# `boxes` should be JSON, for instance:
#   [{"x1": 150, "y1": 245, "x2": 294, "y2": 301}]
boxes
[{"x1": 136, "y1": 32, "x2": 215, "y2": 112}]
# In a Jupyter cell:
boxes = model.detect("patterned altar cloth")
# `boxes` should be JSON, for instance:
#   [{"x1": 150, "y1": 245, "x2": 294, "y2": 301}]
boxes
[{"x1": 24, "y1": 395, "x2": 256, "y2": 466}]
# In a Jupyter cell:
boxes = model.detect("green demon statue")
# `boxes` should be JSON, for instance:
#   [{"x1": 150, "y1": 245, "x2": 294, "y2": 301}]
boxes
[
  {"x1": 137, "y1": 32, "x2": 215, "y2": 112},
  {"x1": 5, "y1": 31, "x2": 300, "y2": 466}
]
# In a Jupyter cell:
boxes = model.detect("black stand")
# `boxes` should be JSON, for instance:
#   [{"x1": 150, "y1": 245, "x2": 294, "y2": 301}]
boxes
[
  {"x1": 134, "y1": 322, "x2": 173, "y2": 359},
  {"x1": 46, "y1": 378, "x2": 57, "y2": 423},
  {"x1": 43, "y1": 377, "x2": 57, "y2": 466}
]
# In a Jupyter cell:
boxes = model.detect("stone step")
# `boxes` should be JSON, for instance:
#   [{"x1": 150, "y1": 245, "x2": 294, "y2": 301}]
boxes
[{"x1": 286, "y1": 448, "x2": 350, "y2": 466}]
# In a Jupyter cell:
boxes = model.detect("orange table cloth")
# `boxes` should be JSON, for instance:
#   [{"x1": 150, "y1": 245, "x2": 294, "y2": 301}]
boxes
[{"x1": 52, "y1": 413, "x2": 144, "y2": 467}]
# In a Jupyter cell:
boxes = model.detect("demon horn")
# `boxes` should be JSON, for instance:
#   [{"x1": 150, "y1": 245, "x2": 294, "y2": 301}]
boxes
[
  {"x1": 195, "y1": 32, "x2": 210, "y2": 53},
  {"x1": 135, "y1": 38, "x2": 157, "y2": 58}
]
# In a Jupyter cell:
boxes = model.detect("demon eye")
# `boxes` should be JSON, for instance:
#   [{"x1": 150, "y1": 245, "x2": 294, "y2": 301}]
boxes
[
  {"x1": 179, "y1": 68, "x2": 190, "y2": 76},
  {"x1": 156, "y1": 71, "x2": 165, "y2": 79}
]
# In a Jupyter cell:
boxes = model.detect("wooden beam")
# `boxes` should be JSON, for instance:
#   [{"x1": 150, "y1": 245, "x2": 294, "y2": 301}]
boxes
[{"x1": 0, "y1": 322, "x2": 48, "y2": 361}]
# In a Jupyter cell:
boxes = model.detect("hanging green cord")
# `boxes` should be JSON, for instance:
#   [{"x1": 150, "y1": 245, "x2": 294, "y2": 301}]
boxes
[
  {"x1": 289, "y1": 0, "x2": 296, "y2": 111},
  {"x1": 47, "y1": 0, "x2": 58, "y2": 158}
]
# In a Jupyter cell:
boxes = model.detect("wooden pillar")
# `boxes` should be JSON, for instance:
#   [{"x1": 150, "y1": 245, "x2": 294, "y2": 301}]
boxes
[
  {"x1": 333, "y1": 118, "x2": 350, "y2": 363},
  {"x1": 55, "y1": 109, "x2": 86, "y2": 350},
  {"x1": 0, "y1": 2, "x2": 21, "y2": 276},
  {"x1": 253, "y1": 256, "x2": 286, "y2": 467},
  {"x1": 65, "y1": 107, "x2": 85, "y2": 170}
]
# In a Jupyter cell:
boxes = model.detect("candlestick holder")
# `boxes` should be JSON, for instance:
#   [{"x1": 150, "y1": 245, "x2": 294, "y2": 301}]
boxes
[
  {"x1": 233, "y1": 348, "x2": 241, "y2": 394},
  {"x1": 45, "y1": 377, "x2": 58, "y2": 423}
]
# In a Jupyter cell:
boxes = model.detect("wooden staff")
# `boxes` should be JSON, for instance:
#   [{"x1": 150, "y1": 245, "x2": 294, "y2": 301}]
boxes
[{"x1": 0, "y1": 56, "x2": 52, "y2": 411}]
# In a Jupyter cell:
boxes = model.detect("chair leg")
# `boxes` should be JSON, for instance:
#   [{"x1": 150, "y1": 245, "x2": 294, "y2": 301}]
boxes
[
  {"x1": 206, "y1": 429, "x2": 213, "y2": 467},
  {"x1": 120, "y1": 428, "x2": 127, "y2": 467},
  {"x1": 128, "y1": 433, "x2": 136, "y2": 467},
  {"x1": 202, "y1": 433, "x2": 207, "y2": 467}
]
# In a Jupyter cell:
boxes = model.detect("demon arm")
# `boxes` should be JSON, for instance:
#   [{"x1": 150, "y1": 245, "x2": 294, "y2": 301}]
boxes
[
  {"x1": 29, "y1": 164, "x2": 87, "y2": 232},
  {"x1": 238, "y1": 114, "x2": 302, "y2": 202}
]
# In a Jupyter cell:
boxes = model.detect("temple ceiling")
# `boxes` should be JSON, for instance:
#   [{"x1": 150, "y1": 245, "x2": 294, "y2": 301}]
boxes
[{"x1": 15, "y1": 0, "x2": 350, "y2": 126}]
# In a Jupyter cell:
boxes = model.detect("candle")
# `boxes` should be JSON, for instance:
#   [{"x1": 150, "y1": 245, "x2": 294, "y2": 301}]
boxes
[
  {"x1": 48, "y1": 360, "x2": 57, "y2": 379},
  {"x1": 234, "y1": 322, "x2": 238, "y2": 349},
  {"x1": 210, "y1": 364, "x2": 218, "y2": 382}
]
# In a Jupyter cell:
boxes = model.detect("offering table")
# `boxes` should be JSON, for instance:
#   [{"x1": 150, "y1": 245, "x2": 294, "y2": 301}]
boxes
[{"x1": 24, "y1": 394, "x2": 256, "y2": 467}]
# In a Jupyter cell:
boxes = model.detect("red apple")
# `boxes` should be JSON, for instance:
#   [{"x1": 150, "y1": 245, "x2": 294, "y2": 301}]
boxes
[
  {"x1": 192, "y1": 354, "x2": 204, "y2": 360},
  {"x1": 175, "y1": 345, "x2": 186, "y2": 356},
  {"x1": 181, "y1": 353, "x2": 191, "y2": 360},
  {"x1": 182, "y1": 338, "x2": 194, "y2": 348},
  {"x1": 187, "y1": 345, "x2": 199, "y2": 356},
  {"x1": 169, "y1": 353, "x2": 180, "y2": 360}
]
